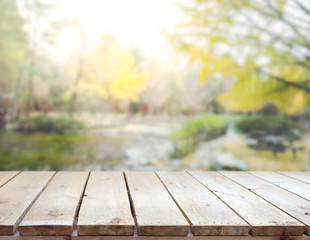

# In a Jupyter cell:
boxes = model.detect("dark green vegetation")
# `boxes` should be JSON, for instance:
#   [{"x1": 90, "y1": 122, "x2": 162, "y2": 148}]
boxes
[
  {"x1": 0, "y1": 116, "x2": 87, "y2": 170},
  {"x1": 18, "y1": 115, "x2": 84, "y2": 134},
  {"x1": 171, "y1": 115, "x2": 227, "y2": 158},
  {"x1": 0, "y1": 132, "x2": 89, "y2": 170},
  {"x1": 235, "y1": 116, "x2": 305, "y2": 139}
]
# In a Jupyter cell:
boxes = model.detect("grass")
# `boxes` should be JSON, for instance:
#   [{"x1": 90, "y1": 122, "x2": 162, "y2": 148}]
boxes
[
  {"x1": 0, "y1": 131, "x2": 91, "y2": 170},
  {"x1": 222, "y1": 138, "x2": 310, "y2": 171}
]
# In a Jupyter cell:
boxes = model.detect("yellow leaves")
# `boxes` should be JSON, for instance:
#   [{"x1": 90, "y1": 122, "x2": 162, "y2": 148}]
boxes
[
  {"x1": 285, "y1": 92, "x2": 306, "y2": 115},
  {"x1": 79, "y1": 34, "x2": 147, "y2": 103},
  {"x1": 109, "y1": 74, "x2": 147, "y2": 102},
  {"x1": 189, "y1": 47, "x2": 237, "y2": 82},
  {"x1": 209, "y1": 36, "x2": 226, "y2": 45},
  {"x1": 218, "y1": 75, "x2": 267, "y2": 113}
]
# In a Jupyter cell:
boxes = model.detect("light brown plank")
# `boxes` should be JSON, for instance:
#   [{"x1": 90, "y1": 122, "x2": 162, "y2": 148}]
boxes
[
  {"x1": 77, "y1": 172, "x2": 135, "y2": 236},
  {"x1": 0, "y1": 172, "x2": 19, "y2": 188},
  {"x1": 156, "y1": 171, "x2": 250, "y2": 236},
  {"x1": 1, "y1": 235, "x2": 310, "y2": 240},
  {"x1": 190, "y1": 171, "x2": 304, "y2": 236},
  {"x1": 125, "y1": 172, "x2": 189, "y2": 236},
  {"x1": 221, "y1": 171, "x2": 309, "y2": 235},
  {"x1": 0, "y1": 171, "x2": 55, "y2": 235},
  {"x1": 251, "y1": 172, "x2": 310, "y2": 201},
  {"x1": 18, "y1": 172, "x2": 89, "y2": 236},
  {"x1": 278, "y1": 171, "x2": 310, "y2": 185}
]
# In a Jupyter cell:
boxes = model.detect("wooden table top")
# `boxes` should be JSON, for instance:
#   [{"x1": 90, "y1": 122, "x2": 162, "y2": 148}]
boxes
[{"x1": 0, "y1": 171, "x2": 310, "y2": 240}]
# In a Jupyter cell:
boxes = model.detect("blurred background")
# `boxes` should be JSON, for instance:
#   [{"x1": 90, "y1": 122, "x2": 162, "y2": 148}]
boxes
[{"x1": 0, "y1": 0, "x2": 310, "y2": 171}]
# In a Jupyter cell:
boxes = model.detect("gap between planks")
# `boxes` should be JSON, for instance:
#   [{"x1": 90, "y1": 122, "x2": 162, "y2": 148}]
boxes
[
  {"x1": 2, "y1": 171, "x2": 310, "y2": 238},
  {"x1": 0, "y1": 172, "x2": 20, "y2": 188},
  {"x1": 0, "y1": 171, "x2": 57, "y2": 235},
  {"x1": 156, "y1": 171, "x2": 250, "y2": 236},
  {"x1": 188, "y1": 171, "x2": 305, "y2": 236},
  {"x1": 219, "y1": 171, "x2": 310, "y2": 235}
]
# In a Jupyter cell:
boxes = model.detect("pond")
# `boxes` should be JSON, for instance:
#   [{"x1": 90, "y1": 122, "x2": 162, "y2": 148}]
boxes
[{"x1": 0, "y1": 123, "x2": 184, "y2": 171}]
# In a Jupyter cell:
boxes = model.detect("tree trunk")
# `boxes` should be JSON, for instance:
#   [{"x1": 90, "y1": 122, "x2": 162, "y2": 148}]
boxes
[
  {"x1": 69, "y1": 32, "x2": 86, "y2": 116},
  {"x1": 11, "y1": 51, "x2": 30, "y2": 122}
]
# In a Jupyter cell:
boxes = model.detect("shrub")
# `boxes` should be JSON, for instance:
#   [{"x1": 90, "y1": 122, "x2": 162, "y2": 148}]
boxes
[
  {"x1": 18, "y1": 115, "x2": 84, "y2": 135},
  {"x1": 0, "y1": 132, "x2": 90, "y2": 170},
  {"x1": 171, "y1": 115, "x2": 227, "y2": 158},
  {"x1": 261, "y1": 103, "x2": 278, "y2": 116},
  {"x1": 235, "y1": 116, "x2": 305, "y2": 139}
]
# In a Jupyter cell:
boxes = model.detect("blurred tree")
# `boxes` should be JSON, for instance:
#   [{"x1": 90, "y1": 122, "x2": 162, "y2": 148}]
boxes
[
  {"x1": 11, "y1": 0, "x2": 61, "y2": 120},
  {"x1": 0, "y1": 0, "x2": 26, "y2": 117},
  {"x1": 68, "y1": 26, "x2": 86, "y2": 116},
  {"x1": 66, "y1": 34, "x2": 147, "y2": 114},
  {"x1": 173, "y1": 0, "x2": 310, "y2": 114}
]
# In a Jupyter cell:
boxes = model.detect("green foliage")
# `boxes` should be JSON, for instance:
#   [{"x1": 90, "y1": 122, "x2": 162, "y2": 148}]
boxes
[
  {"x1": 173, "y1": 0, "x2": 310, "y2": 114},
  {"x1": 0, "y1": 132, "x2": 89, "y2": 170},
  {"x1": 18, "y1": 115, "x2": 84, "y2": 135},
  {"x1": 261, "y1": 103, "x2": 278, "y2": 116},
  {"x1": 0, "y1": 0, "x2": 26, "y2": 92},
  {"x1": 235, "y1": 116, "x2": 305, "y2": 139},
  {"x1": 171, "y1": 115, "x2": 227, "y2": 157}
]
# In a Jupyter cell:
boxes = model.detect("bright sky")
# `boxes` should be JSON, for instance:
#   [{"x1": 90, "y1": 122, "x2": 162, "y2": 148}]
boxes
[{"x1": 54, "y1": 0, "x2": 185, "y2": 62}]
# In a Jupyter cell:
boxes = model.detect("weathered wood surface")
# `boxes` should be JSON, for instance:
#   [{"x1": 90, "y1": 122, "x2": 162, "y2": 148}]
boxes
[
  {"x1": 0, "y1": 235, "x2": 310, "y2": 240},
  {"x1": 0, "y1": 171, "x2": 310, "y2": 239},
  {"x1": 78, "y1": 172, "x2": 135, "y2": 236},
  {"x1": 125, "y1": 172, "x2": 189, "y2": 236},
  {"x1": 0, "y1": 172, "x2": 19, "y2": 188},
  {"x1": 156, "y1": 171, "x2": 250, "y2": 236},
  {"x1": 278, "y1": 171, "x2": 310, "y2": 185},
  {"x1": 221, "y1": 171, "x2": 310, "y2": 235},
  {"x1": 189, "y1": 171, "x2": 305, "y2": 236},
  {"x1": 251, "y1": 172, "x2": 310, "y2": 201},
  {"x1": 0, "y1": 171, "x2": 55, "y2": 235},
  {"x1": 18, "y1": 172, "x2": 89, "y2": 236}
]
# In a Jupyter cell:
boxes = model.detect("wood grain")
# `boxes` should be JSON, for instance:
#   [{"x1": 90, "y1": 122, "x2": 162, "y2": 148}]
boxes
[
  {"x1": 190, "y1": 171, "x2": 304, "y2": 236},
  {"x1": 250, "y1": 172, "x2": 310, "y2": 201},
  {"x1": 18, "y1": 172, "x2": 89, "y2": 236},
  {"x1": 221, "y1": 171, "x2": 309, "y2": 235},
  {"x1": 156, "y1": 171, "x2": 250, "y2": 236},
  {"x1": 0, "y1": 172, "x2": 19, "y2": 188},
  {"x1": 278, "y1": 172, "x2": 310, "y2": 185},
  {"x1": 1, "y1": 235, "x2": 310, "y2": 240},
  {"x1": 77, "y1": 172, "x2": 135, "y2": 236},
  {"x1": 125, "y1": 172, "x2": 189, "y2": 236},
  {"x1": 0, "y1": 171, "x2": 55, "y2": 235}
]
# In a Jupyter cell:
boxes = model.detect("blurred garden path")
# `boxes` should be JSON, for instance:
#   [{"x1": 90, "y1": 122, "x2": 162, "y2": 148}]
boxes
[{"x1": 84, "y1": 116, "x2": 246, "y2": 171}]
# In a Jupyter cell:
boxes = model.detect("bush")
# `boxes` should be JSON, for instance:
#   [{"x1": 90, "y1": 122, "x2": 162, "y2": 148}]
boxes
[
  {"x1": 261, "y1": 103, "x2": 278, "y2": 116},
  {"x1": 171, "y1": 115, "x2": 227, "y2": 158},
  {"x1": 18, "y1": 115, "x2": 84, "y2": 135},
  {"x1": 235, "y1": 116, "x2": 305, "y2": 139},
  {"x1": 0, "y1": 132, "x2": 90, "y2": 170}
]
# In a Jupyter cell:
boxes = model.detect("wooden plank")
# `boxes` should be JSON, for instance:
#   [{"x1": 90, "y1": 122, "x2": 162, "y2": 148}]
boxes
[
  {"x1": 0, "y1": 237, "x2": 66, "y2": 240},
  {"x1": 1, "y1": 235, "x2": 310, "y2": 240},
  {"x1": 0, "y1": 172, "x2": 19, "y2": 188},
  {"x1": 189, "y1": 171, "x2": 304, "y2": 236},
  {"x1": 0, "y1": 171, "x2": 55, "y2": 235},
  {"x1": 72, "y1": 235, "x2": 310, "y2": 240},
  {"x1": 125, "y1": 172, "x2": 189, "y2": 236},
  {"x1": 156, "y1": 171, "x2": 250, "y2": 236},
  {"x1": 251, "y1": 172, "x2": 310, "y2": 201},
  {"x1": 18, "y1": 172, "x2": 89, "y2": 236},
  {"x1": 221, "y1": 171, "x2": 309, "y2": 235},
  {"x1": 278, "y1": 171, "x2": 310, "y2": 185},
  {"x1": 77, "y1": 172, "x2": 135, "y2": 236}
]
